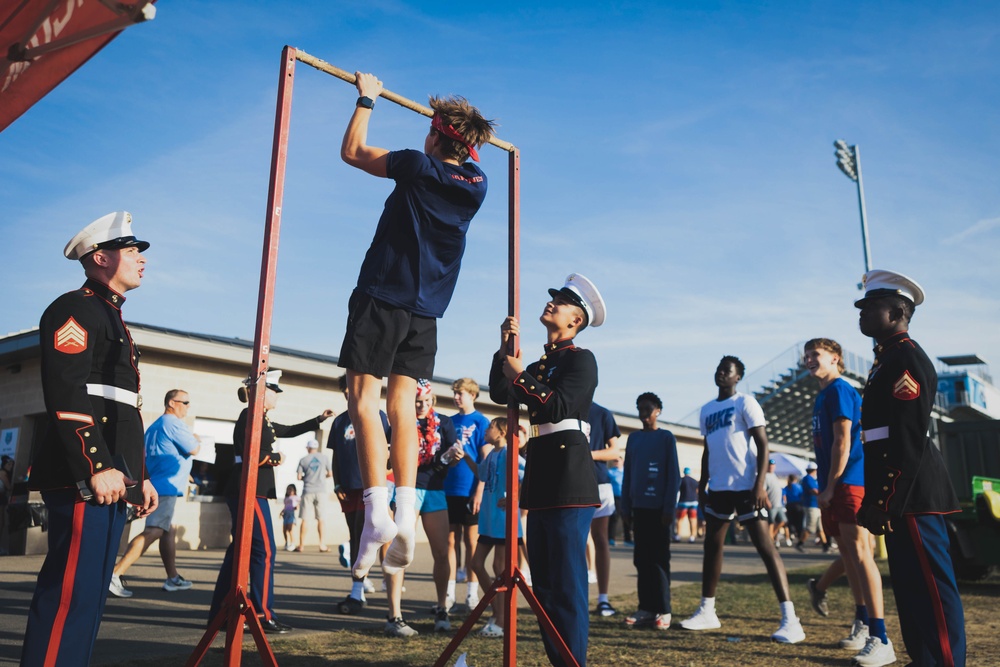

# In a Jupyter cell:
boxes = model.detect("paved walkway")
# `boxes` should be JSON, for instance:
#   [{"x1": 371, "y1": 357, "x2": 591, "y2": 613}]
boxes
[{"x1": 0, "y1": 538, "x2": 830, "y2": 665}]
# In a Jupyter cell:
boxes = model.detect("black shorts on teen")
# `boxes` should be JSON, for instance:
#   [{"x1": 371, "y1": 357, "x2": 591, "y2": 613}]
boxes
[
  {"x1": 704, "y1": 489, "x2": 765, "y2": 525},
  {"x1": 447, "y1": 495, "x2": 478, "y2": 526},
  {"x1": 338, "y1": 290, "x2": 437, "y2": 379}
]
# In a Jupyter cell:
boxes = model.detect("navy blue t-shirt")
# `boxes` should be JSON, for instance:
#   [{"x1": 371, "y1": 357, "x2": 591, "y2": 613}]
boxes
[
  {"x1": 355, "y1": 149, "x2": 488, "y2": 319},
  {"x1": 588, "y1": 402, "x2": 621, "y2": 485},
  {"x1": 326, "y1": 410, "x2": 390, "y2": 491}
]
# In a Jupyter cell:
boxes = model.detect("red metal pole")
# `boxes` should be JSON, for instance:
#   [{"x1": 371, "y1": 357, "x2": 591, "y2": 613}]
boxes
[
  {"x1": 503, "y1": 146, "x2": 521, "y2": 667},
  {"x1": 187, "y1": 45, "x2": 297, "y2": 667}
]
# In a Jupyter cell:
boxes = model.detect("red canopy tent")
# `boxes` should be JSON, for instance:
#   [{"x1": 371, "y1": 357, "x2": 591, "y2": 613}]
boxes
[{"x1": 0, "y1": 0, "x2": 156, "y2": 132}]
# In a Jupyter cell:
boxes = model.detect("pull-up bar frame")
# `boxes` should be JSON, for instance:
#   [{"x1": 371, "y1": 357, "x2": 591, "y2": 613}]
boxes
[{"x1": 186, "y1": 45, "x2": 578, "y2": 667}]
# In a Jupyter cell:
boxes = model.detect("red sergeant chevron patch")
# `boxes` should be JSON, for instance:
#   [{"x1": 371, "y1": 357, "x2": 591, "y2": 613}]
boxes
[
  {"x1": 54, "y1": 317, "x2": 87, "y2": 354},
  {"x1": 892, "y1": 370, "x2": 920, "y2": 400}
]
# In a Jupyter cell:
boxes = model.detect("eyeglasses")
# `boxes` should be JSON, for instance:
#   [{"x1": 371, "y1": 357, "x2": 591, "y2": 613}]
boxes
[{"x1": 172, "y1": 400, "x2": 190, "y2": 405}]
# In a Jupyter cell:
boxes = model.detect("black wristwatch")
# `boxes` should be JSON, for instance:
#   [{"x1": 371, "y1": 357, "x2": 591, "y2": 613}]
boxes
[{"x1": 356, "y1": 96, "x2": 375, "y2": 109}]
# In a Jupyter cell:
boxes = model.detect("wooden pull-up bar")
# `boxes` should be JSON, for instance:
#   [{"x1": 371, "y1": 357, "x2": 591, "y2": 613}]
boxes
[{"x1": 295, "y1": 49, "x2": 517, "y2": 153}]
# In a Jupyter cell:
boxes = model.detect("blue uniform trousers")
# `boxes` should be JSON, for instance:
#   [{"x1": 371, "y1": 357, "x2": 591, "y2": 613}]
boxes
[
  {"x1": 21, "y1": 489, "x2": 127, "y2": 667},
  {"x1": 527, "y1": 507, "x2": 596, "y2": 667},
  {"x1": 632, "y1": 508, "x2": 672, "y2": 615},
  {"x1": 209, "y1": 496, "x2": 278, "y2": 622},
  {"x1": 886, "y1": 514, "x2": 966, "y2": 667}
]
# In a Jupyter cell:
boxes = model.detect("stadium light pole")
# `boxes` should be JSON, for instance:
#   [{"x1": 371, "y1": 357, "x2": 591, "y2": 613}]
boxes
[{"x1": 834, "y1": 139, "x2": 872, "y2": 280}]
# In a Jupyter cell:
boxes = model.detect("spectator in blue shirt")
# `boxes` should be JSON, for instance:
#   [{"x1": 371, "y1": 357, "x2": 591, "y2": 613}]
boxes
[
  {"x1": 796, "y1": 463, "x2": 823, "y2": 551},
  {"x1": 109, "y1": 390, "x2": 200, "y2": 597}
]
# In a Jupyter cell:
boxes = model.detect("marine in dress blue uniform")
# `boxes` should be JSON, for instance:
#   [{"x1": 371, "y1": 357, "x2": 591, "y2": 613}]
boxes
[
  {"x1": 208, "y1": 370, "x2": 331, "y2": 634},
  {"x1": 855, "y1": 270, "x2": 966, "y2": 667},
  {"x1": 22, "y1": 212, "x2": 154, "y2": 667},
  {"x1": 489, "y1": 274, "x2": 605, "y2": 667}
]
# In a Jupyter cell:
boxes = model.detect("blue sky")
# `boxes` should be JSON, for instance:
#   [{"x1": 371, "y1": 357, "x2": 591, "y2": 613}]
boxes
[{"x1": 2, "y1": 1, "x2": 999, "y2": 422}]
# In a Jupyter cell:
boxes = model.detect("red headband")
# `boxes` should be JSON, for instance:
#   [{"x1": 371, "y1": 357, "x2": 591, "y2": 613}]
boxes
[{"x1": 431, "y1": 114, "x2": 479, "y2": 162}]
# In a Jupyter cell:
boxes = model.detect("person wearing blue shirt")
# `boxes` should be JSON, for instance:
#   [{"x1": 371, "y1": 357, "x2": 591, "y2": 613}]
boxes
[
  {"x1": 109, "y1": 390, "x2": 201, "y2": 598},
  {"x1": 797, "y1": 463, "x2": 822, "y2": 551},
  {"x1": 621, "y1": 392, "x2": 680, "y2": 630},
  {"x1": 802, "y1": 338, "x2": 896, "y2": 666},
  {"x1": 588, "y1": 401, "x2": 622, "y2": 617},
  {"x1": 783, "y1": 474, "x2": 804, "y2": 542},
  {"x1": 337, "y1": 71, "x2": 497, "y2": 585},
  {"x1": 445, "y1": 377, "x2": 491, "y2": 610}
]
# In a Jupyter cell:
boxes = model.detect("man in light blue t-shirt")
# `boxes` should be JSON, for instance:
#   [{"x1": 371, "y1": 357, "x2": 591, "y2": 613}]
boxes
[{"x1": 110, "y1": 390, "x2": 200, "y2": 598}]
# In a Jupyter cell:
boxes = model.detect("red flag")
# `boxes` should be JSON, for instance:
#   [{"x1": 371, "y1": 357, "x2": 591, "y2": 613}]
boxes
[{"x1": 0, "y1": 0, "x2": 156, "y2": 132}]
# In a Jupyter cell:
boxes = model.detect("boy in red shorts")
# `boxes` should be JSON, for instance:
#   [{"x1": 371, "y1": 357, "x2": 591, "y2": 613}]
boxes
[{"x1": 804, "y1": 338, "x2": 895, "y2": 667}]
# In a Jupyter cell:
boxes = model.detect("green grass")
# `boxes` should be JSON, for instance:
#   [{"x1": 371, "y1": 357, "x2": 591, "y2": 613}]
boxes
[{"x1": 124, "y1": 564, "x2": 999, "y2": 666}]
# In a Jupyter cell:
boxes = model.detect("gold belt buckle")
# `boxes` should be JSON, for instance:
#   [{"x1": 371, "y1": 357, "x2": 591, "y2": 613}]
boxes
[
  {"x1": 530, "y1": 424, "x2": 539, "y2": 439},
  {"x1": 136, "y1": 393, "x2": 143, "y2": 409}
]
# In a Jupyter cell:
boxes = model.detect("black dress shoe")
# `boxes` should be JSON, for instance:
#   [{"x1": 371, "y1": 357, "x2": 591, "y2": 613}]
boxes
[{"x1": 261, "y1": 618, "x2": 293, "y2": 634}]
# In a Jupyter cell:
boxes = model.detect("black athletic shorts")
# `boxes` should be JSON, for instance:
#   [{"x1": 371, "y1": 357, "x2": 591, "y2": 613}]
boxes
[
  {"x1": 447, "y1": 494, "x2": 478, "y2": 526},
  {"x1": 338, "y1": 291, "x2": 437, "y2": 379},
  {"x1": 704, "y1": 489, "x2": 765, "y2": 525}
]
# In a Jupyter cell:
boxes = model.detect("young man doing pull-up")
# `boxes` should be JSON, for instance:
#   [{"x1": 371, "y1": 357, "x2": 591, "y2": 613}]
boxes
[{"x1": 338, "y1": 72, "x2": 496, "y2": 581}]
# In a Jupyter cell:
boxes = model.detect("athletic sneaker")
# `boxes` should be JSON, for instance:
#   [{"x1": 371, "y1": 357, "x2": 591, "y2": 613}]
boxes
[
  {"x1": 840, "y1": 619, "x2": 870, "y2": 651},
  {"x1": 434, "y1": 608, "x2": 451, "y2": 632},
  {"x1": 363, "y1": 578, "x2": 375, "y2": 594},
  {"x1": 284, "y1": 543, "x2": 295, "y2": 552},
  {"x1": 163, "y1": 575, "x2": 193, "y2": 592},
  {"x1": 625, "y1": 609, "x2": 656, "y2": 627},
  {"x1": 337, "y1": 595, "x2": 365, "y2": 615},
  {"x1": 654, "y1": 613, "x2": 671, "y2": 630},
  {"x1": 338, "y1": 542, "x2": 350, "y2": 568},
  {"x1": 477, "y1": 620, "x2": 503, "y2": 637},
  {"x1": 680, "y1": 606, "x2": 721, "y2": 630},
  {"x1": 687, "y1": 536, "x2": 696, "y2": 543},
  {"x1": 807, "y1": 578, "x2": 829, "y2": 616},
  {"x1": 852, "y1": 636, "x2": 896, "y2": 667},
  {"x1": 771, "y1": 615, "x2": 806, "y2": 644},
  {"x1": 385, "y1": 617, "x2": 418, "y2": 638},
  {"x1": 595, "y1": 601, "x2": 617, "y2": 617},
  {"x1": 588, "y1": 570, "x2": 598, "y2": 584},
  {"x1": 109, "y1": 574, "x2": 133, "y2": 598},
  {"x1": 456, "y1": 569, "x2": 467, "y2": 584}
]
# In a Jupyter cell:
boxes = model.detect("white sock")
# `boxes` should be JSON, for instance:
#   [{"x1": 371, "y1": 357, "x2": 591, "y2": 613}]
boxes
[
  {"x1": 598, "y1": 593, "x2": 609, "y2": 604},
  {"x1": 352, "y1": 486, "x2": 396, "y2": 579},
  {"x1": 701, "y1": 597, "x2": 716, "y2": 612},
  {"x1": 350, "y1": 579, "x2": 366, "y2": 601},
  {"x1": 383, "y1": 486, "x2": 416, "y2": 574},
  {"x1": 780, "y1": 600, "x2": 795, "y2": 619},
  {"x1": 467, "y1": 581, "x2": 479, "y2": 598},
  {"x1": 447, "y1": 580, "x2": 456, "y2": 598}
]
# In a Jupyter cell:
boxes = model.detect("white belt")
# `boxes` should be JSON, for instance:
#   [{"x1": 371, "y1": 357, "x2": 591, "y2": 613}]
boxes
[
  {"x1": 531, "y1": 419, "x2": 591, "y2": 439},
  {"x1": 87, "y1": 383, "x2": 142, "y2": 409},
  {"x1": 862, "y1": 426, "x2": 889, "y2": 443}
]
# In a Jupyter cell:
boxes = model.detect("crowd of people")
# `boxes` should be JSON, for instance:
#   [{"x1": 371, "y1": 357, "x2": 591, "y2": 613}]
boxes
[{"x1": 18, "y1": 67, "x2": 965, "y2": 667}]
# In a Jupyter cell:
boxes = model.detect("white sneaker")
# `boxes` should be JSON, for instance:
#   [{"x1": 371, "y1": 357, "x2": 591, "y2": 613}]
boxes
[
  {"x1": 109, "y1": 574, "x2": 133, "y2": 598},
  {"x1": 680, "y1": 606, "x2": 721, "y2": 630},
  {"x1": 587, "y1": 570, "x2": 598, "y2": 584},
  {"x1": 363, "y1": 578, "x2": 375, "y2": 594},
  {"x1": 384, "y1": 617, "x2": 418, "y2": 638},
  {"x1": 852, "y1": 636, "x2": 896, "y2": 667},
  {"x1": 477, "y1": 620, "x2": 503, "y2": 637},
  {"x1": 771, "y1": 615, "x2": 805, "y2": 644},
  {"x1": 840, "y1": 619, "x2": 870, "y2": 651}
]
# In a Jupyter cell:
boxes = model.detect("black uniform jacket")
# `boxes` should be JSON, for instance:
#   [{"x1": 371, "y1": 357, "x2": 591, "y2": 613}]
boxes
[
  {"x1": 860, "y1": 331, "x2": 959, "y2": 517},
  {"x1": 228, "y1": 408, "x2": 321, "y2": 499},
  {"x1": 32, "y1": 279, "x2": 147, "y2": 505},
  {"x1": 489, "y1": 338, "x2": 600, "y2": 510}
]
